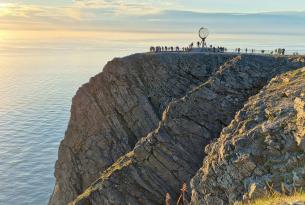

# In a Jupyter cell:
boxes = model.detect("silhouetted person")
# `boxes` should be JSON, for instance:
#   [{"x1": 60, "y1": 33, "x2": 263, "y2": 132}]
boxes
[
  {"x1": 277, "y1": 48, "x2": 282, "y2": 55},
  {"x1": 197, "y1": 41, "x2": 200, "y2": 48},
  {"x1": 190, "y1": 42, "x2": 194, "y2": 50}
]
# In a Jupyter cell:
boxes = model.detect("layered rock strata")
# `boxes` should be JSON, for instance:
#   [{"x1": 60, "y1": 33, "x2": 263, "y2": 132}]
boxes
[
  {"x1": 49, "y1": 53, "x2": 236, "y2": 205},
  {"x1": 67, "y1": 54, "x2": 305, "y2": 205},
  {"x1": 191, "y1": 67, "x2": 305, "y2": 205}
]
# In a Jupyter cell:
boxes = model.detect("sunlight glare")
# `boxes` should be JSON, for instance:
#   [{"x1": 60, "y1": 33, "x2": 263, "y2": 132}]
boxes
[{"x1": 0, "y1": 3, "x2": 12, "y2": 16}]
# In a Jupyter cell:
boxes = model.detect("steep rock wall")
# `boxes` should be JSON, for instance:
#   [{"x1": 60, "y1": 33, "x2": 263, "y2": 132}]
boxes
[
  {"x1": 190, "y1": 67, "x2": 305, "y2": 205},
  {"x1": 70, "y1": 55, "x2": 305, "y2": 205},
  {"x1": 49, "y1": 53, "x2": 236, "y2": 205}
]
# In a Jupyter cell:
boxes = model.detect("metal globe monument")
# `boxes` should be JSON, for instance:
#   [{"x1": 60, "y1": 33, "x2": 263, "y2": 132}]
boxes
[{"x1": 199, "y1": 27, "x2": 209, "y2": 48}]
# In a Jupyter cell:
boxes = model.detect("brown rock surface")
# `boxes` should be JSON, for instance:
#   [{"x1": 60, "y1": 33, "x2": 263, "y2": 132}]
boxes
[
  {"x1": 68, "y1": 54, "x2": 305, "y2": 205},
  {"x1": 49, "y1": 52, "x2": 236, "y2": 205},
  {"x1": 190, "y1": 67, "x2": 305, "y2": 205}
]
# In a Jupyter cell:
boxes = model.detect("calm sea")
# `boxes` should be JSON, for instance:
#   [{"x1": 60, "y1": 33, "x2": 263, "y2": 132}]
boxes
[
  {"x1": 0, "y1": 32, "x2": 305, "y2": 204},
  {"x1": 0, "y1": 48, "x2": 136, "y2": 205}
]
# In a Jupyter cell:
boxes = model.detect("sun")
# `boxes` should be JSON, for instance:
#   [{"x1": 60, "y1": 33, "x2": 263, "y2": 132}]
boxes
[{"x1": 0, "y1": 3, "x2": 12, "y2": 16}]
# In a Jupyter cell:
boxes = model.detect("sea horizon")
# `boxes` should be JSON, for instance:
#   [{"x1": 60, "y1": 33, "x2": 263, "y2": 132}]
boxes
[{"x1": 1, "y1": 6, "x2": 305, "y2": 204}]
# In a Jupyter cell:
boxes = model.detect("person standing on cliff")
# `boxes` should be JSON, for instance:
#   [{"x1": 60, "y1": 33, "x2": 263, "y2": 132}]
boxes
[{"x1": 278, "y1": 48, "x2": 282, "y2": 55}]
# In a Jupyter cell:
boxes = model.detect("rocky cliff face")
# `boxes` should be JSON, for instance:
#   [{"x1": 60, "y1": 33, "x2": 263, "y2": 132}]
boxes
[
  {"x1": 48, "y1": 52, "x2": 305, "y2": 205},
  {"x1": 49, "y1": 53, "x2": 236, "y2": 205},
  {"x1": 190, "y1": 67, "x2": 305, "y2": 205}
]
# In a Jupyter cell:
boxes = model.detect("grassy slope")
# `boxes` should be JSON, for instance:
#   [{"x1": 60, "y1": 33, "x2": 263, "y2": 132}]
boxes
[{"x1": 236, "y1": 191, "x2": 305, "y2": 205}]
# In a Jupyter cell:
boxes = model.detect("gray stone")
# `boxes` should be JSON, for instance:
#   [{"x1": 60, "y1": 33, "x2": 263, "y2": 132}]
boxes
[
  {"x1": 49, "y1": 53, "x2": 236, "y2": 205},
  {"x1": 190, "y1": 67, "x2": 305, "y2": 205},
  {"x1": 63, "y1": 54, "x2": 305, "y2": 205}
]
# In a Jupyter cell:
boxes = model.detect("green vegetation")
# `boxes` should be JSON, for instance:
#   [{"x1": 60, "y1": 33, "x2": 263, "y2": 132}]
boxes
[
  {"x1": 235, "y1": 191, "x2": 305, "y2": 205},
  {"x1": 69, "y1": 151, "x2": 134, "y2": 205},
  {"x1": 98, "y1": 151, "x2": 134, "y2": 181}
]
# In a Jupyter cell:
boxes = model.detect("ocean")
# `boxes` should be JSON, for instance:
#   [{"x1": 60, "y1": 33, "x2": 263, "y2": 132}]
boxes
[
  {"x1": 0, "y1": 49, "x2": 135, "y2": 204},
  {"x1": 0, "y1": 31, "x2": 305, "y2": 204}
]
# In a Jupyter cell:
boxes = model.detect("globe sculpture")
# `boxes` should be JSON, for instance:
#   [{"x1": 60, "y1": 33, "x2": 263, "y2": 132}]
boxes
[{"x1": 199, "y1": 27, "x2": 209, "y2": 48}]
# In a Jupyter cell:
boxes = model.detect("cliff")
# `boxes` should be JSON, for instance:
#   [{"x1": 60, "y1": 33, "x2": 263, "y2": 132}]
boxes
[
  {"x1": 49, "y1": 52, "x2": 305, "y2": 205},
  {"x1": 190, "y1": 67, "x2": 305, "y2": 205},
  {"x1": 49, "y1": 52, "x2": 236, "y2": 205}
]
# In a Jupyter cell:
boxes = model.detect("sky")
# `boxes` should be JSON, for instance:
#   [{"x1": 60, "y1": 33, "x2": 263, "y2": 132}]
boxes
[
  {"x1": 0, "y1": 0, "x2": 305, "y2": 31},
  {"x1": 2, "y1": 0, "x2": 305, "y2": 13},
  {"x1": 0, "y1": 0, "x2": 305, "y2": 53}
]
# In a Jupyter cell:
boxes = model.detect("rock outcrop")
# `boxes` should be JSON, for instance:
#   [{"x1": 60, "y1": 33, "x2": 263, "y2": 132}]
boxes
[
  {"x1": 65, "y1": 54, "x2": 305, "y2": 205},
  {"x1": 49, "y1": 53, "x2": 236, "y2": 205},
  {"x1": 190, "y1": 67, "x2": 305, "y2": 205}
]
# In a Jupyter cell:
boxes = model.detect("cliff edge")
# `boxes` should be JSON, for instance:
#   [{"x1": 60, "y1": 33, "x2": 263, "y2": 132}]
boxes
[
  {"x1": 50, "y1": 53, "x2": 304, "y2": 204},
  {"x1": 49, "y1": 52, "x2": 305, "y2": 205},
  {"x1": 49, "y1": 53, "x2": 235, "y2": 205}
]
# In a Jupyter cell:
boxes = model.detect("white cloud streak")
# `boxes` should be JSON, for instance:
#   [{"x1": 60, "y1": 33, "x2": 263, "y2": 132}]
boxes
[
  {"x1": 73, "y1": 0, "x2": 176, "y2": 15},
  {"x1": 0, "y1": 1, "x2": 304, "y2": 33},
  {"x1": 0, "y1": 0, "x2": 177, "y2": 30}
]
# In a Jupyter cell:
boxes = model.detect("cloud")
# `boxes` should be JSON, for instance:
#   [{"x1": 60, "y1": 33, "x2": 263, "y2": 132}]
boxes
[
  {"x1": 1, "y1": 1, "x2": 305, "y2": 34},
  {"x1": 0, "y1": 3, "x2": 83, "y2": 20},
  {"x1": 0, "y1": 3, "x2": 40, "y2": 17},
  {"x1": 73, "y1": 0, "x2": 175, "y2": 15},
  {"x1": 0, "y1": 0, "x2": 175, "y2": 30}
]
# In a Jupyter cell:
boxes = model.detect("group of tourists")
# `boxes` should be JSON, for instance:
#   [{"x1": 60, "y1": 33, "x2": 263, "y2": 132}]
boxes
[
  {"x1": 207, "y1": 45, "x2": 227, "y2": 53},
  {"x1": 190, "y1": 42, "x2": 227, "y2": 53},
  {"x1": 275, "y1": 48, "x2": 286, "y2": 55},
  {"x1": 234, "y1": 48, "x2": 258, "y2": 54},
  {"x1": 149, "y1": 42, "x2": 227, "y2": 53},
  {"x1": 150, "y1": 46, "x2": 193, "y2": 53},
  {"x1": 233, "y1": 48, "x2": 286, "y2": 55},
  {"x1": 150, "y1": 44, "x2": 287, "y2": 56}
]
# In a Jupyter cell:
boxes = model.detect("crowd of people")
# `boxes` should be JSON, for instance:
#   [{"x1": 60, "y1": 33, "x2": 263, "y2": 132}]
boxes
[
  {"x1": 207, "y1": 45, "x2": 227, "y2": 53},
  {"x1": 149, "y1": 42, "x2": 288, "y2": 56},
  {"x1": 150, "y1": 46, "x2": 188, "y2": 52},
  {"x1": 149, "y1": 41, "x2": 227, "y2": 53},
  {"x1": 233, "y1": 48, "x2": 286, "y2": 55}
]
